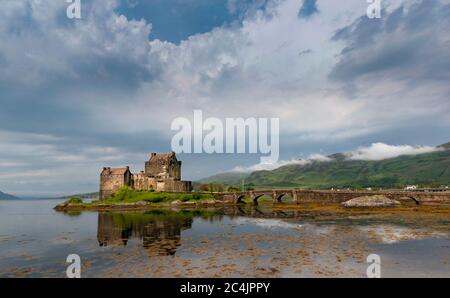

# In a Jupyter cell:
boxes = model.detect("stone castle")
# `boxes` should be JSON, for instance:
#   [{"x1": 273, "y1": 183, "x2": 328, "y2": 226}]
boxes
[{"x1": 99, "y1": 152, "x2": 192, "y2": 199}]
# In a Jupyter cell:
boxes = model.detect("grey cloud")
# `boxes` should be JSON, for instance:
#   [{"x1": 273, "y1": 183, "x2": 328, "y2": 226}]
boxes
[
  {"x1": 0, "y1": 129, "x2": 173, "y2": 196},
  {"x1": 0, "y1": 1, "x2": 157, "y2": 89},
  {"x1": 298, "y1": 48, "x2": 313, "y2": 56},
  {"x1": 330, "y1": 0, "x2": 450, "y2": 82},
  {"x1": 0, "y1": 0, "x2": 163, "y2": 137},
  {"x1": 0, "y1": 0, "x2": 449, "y2": 196}
]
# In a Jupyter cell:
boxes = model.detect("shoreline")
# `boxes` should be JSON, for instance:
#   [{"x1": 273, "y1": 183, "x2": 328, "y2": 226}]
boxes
[
  {"x1": 54, "y1": 200, "x2": 236, "y2": 212},
  {"x1": 54, "y1": 199, "x2": 450, "y2": 213},
  {"x1": 54, "y1": 188, "x2": 450, "y2": 212}
]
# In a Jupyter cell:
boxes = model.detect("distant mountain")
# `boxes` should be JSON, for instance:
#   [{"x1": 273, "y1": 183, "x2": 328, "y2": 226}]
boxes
[
  {"x1": 199, "y1": 172, "x2": 250, "y2": 185},
  {"x1": 0, "y1": 191, "x2": 21, "y2": 200},
  {"x1": 438, "y1": 141, "x2": 450, "y2": 149},
  {"x1": 198, "y1": 143, "x2": 450, "y2": 189},
  {"x1": 56, "y1": 192, "x2": 99, "y2": 200},
  {"x1": 6, "y1": 192, "x2": 99, "y2": 200}
]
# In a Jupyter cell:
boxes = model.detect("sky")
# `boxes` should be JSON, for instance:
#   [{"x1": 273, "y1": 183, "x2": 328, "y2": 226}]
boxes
[{"x1": 0, "y1": 0, "x2": 449, "y2": 197}]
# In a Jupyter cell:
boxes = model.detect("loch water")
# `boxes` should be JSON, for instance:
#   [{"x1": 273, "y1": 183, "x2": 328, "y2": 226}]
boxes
[{"x1": 0, "y1": 199, "x2": 449, "y2": 277}]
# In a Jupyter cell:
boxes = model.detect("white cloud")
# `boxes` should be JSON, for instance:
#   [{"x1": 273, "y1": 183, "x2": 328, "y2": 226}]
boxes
[
  {"x1": 345, "y1": 143, "x2": 442, "y2": 161},
  {"x1": 0, "y1": 129, "x2": 146, "y2": 196},
  {"x1": 234, "y1": 217, "x2": 302, "y2": 230},
  {"x1": 2, "y1": 0, "x2": 448, "y2": 141},
  {"x1": 230, "y1": 142, "x2": 443, "y2": 173},
  {"x1": 0, "y1": 0, "x2": 449, "y2": 194},
  {"x1": 357, "y1": 225, "x2": 448, "y2": 244},
  {"x1": 97, "y1": 0, "x2": 450, "y2": 145},
  {"x1": 231, "y1": 153, "x2": 331, "y2": 172},
  {"x1": 0, "y1": 0, "x2": 152, "y2": 86}
]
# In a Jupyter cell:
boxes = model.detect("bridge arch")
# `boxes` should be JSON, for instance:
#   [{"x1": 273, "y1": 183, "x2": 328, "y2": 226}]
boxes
[
  {"x1": 407, "y1": 196, "x2": 420, "y2": 205},
  {"x1": 250, "y1": 194, "x2": 265, "y2": 205},
  {"x1": 272, "y1": 190, "x2": 298, "y2": 203},
  {"x1": 274, "y1": 192, "x2": 286, "y2": 202},
  {"x1": 234, "y1": 194, "x2": 246, "y2": 204}
]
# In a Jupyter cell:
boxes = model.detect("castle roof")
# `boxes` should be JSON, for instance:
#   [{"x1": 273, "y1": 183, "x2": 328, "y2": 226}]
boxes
[
  {"x1": 102, "y1": 167, "x2": 130, "y2": 175},
  {"x1": 149, "y1": 152, "x2": 176, "y2": 164}
]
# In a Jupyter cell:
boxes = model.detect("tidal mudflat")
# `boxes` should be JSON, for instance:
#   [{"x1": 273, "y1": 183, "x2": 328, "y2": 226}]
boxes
[{"x1": 0, "y1": 199, "x2": 449, "y2": 277}]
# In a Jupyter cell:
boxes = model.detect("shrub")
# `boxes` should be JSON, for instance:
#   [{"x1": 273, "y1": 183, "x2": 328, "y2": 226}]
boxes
[
  {"x1": 144, "y1": 196, "x2": 164, "y2": 203},
  {"x1": 112, "y1": 185, "x2": 133, "y2": 201},
  {"x1": 199, "y1": 183, "x2": 224, "y2": 193},
  {"x1": 68, "y1": 197, "x2": 83, "y2": 204},
  {"x1": 227, "y1": 186, "x2": 240, "y2": 192}
]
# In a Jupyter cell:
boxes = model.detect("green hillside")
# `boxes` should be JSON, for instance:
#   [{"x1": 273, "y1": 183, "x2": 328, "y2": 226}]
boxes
[
  {"x1": 56, "y1": 191, "x2": 99, "y2": 200},
  {"x1": 199, "y1": 146, "x2": 450, "y2": 189},
  {"x1": 199, "y1": 172, "x2": 250, "y2": 185}
]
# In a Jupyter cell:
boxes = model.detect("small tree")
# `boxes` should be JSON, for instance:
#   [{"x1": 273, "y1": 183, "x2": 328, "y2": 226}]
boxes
[
  {"x1": 199, "y1": 183, "x2": 224, "y2": 193},
  {"x1": 227, "y1": 186, "x2": 240, "y2": 192}
]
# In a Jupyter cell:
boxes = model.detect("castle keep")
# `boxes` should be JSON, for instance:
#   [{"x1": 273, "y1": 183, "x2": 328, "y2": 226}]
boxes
[{"x1": 99, "y1": 152, "x2": 192, "y2": 199}]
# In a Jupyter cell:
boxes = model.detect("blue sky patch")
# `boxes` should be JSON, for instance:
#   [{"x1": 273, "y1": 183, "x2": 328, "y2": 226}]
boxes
[
  {"x1": 298, "y1": 0, "x2": 319, "y2": 18},
  {"x1": 117, "y1": 0, "x2": 235, "y2": 43}
]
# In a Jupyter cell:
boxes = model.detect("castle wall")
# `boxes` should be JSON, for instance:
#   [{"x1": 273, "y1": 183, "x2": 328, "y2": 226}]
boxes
[
  {"x1": 132, "y1": 173, "x2": 157, "y2": 191},
  {"x1": 171, "y1": 161, "x2": 181, "y2": 181},
  {"x1": 132, "y1": 174, "x2": 191, "y2": 193},
  {"x1": 156, "y1": 179, "x2": 192, "y2": 192},
  {"x1": 99, "y1": 169, "x2": 132, "y2": 199},
  {"x1": 100, "y1": 153, "x2": 191, "y2": 199},
  {"x1": 144, "y1": 153, "x2": 181, "y2": 180}
]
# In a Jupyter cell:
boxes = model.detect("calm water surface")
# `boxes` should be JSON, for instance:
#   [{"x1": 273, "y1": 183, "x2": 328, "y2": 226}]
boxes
[{"x1": 0, "y1": 199, "x2": 449, "y2": 277}]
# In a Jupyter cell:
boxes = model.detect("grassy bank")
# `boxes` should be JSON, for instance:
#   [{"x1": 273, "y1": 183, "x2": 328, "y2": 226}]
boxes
[
  {"x1": 101, "y1": 186, "x2": 215, "y2": 204},
  {"x1": 56, "y1": 187, "x2": 219, "y2": 211}
]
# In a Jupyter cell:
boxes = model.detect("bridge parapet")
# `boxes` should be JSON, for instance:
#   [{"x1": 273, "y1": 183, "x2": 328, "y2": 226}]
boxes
[{"x1": 211, "y1": 189, "x2": 450, "y2": 205}]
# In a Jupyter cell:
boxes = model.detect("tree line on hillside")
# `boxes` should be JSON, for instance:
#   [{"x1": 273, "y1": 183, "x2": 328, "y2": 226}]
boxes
[{"x1": 196, "y1": 183, "x2": 255, "y2": 193}]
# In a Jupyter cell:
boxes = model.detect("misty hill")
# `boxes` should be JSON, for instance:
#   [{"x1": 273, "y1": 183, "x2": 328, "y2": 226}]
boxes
[
  {"x1": 199, "y1": 144, "x2": 450, "y2": 189},
  {"x1": 0, "y1": 191, "x2": 21, "y2": 200},
  {"x1": 56, "y1": 192, "x2": 99, "y2": 200},
  {"x1": 198, "y1": 172, "x2": 250, "y2": 186},
  {"x1": 438, "y1": 141, "x2": 450, "y2": 149}
]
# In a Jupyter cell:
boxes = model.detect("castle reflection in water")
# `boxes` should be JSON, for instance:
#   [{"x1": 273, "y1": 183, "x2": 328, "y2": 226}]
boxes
[
  {"x1": 97, "y1": 211, "x2": 194, "y2": 256},
  {"x1": 96, "y1": 206, "x2": 299, "y2": 256}
]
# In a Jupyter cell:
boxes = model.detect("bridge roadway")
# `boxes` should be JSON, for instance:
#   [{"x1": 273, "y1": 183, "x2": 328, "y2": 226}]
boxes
[{"x1": 210, "y1": 189, "x2": 450, "y2": 205}]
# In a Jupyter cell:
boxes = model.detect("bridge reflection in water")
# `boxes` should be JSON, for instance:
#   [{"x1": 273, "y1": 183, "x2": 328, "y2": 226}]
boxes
[
  {"x1": 95, "y1": 207, "x2": 304, "y2": 256},
  {"x1": 95, "y1": 197, "x2": 450, "y2": 257}
]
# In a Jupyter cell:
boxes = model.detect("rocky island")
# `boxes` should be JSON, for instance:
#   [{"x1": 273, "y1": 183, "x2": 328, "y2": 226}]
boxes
[{"x1": 54, "y1": 187, "x2": 227, "y2": 211}]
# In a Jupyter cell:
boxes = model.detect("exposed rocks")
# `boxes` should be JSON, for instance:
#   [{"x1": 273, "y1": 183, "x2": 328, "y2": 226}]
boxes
[
  {"x1": 199, "y1": 199, "x2": 223, "y2": 205},
  {"x1": 342, "y1": 195, "x2": 401, "y2": 208},
  {"x1": 171, "y1": 200, "x2": 223, "y2": 206},
  {"x1": 54, "y1": 201, "x2": 70, "y2": 211},
  {"x1": 174, "y1": 201, "x2": 196, "y2": 206}
]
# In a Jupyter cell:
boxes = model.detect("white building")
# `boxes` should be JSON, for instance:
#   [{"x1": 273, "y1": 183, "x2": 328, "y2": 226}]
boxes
[{"x1": 404, "y1": 185, "x2": 418, "y2": 191}]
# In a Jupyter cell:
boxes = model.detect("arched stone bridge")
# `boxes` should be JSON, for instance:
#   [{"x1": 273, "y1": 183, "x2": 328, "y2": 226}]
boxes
[{"x1": 213, "y1": 189, "x2": 450, "y2": 205}]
